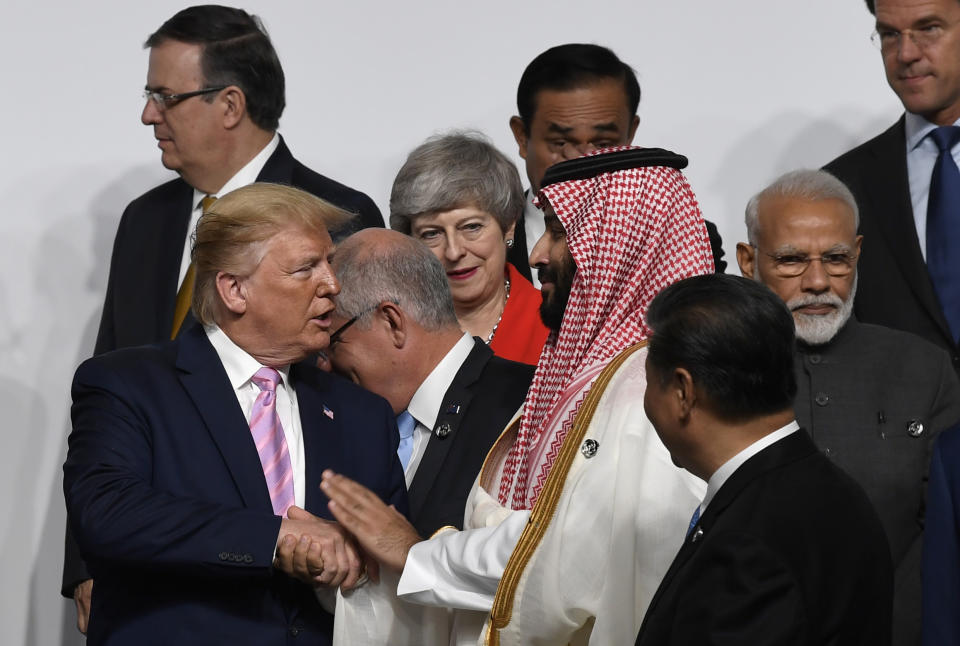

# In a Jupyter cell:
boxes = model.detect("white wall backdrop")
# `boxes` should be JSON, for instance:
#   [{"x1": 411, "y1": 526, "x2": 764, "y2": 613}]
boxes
[{"x1": 1, "y1": 1, "x2": 899, "y2": 643}]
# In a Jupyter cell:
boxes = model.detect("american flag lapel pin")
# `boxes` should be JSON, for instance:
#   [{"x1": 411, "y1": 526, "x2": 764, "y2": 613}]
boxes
[{"x1": 323, "y1": 405, "x2": 334, "y2": 420}]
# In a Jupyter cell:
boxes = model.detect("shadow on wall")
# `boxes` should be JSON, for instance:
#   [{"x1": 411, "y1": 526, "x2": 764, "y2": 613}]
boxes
[
  {"x1": 704, "y1": 109, "x2": 895, "y2": 258},
  {"x1": 13, "y1": 164, "x2": 167, "y2": 646}
]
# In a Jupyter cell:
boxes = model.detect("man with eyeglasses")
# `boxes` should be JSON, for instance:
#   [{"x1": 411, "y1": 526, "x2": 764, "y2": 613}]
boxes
[
  {"x1": 736, "y1": 168, "x2": 960, "y2": 646},
  {"x1": 824, "y1": 0, "x2": 960, "y2": 378},
  {"x1": 62, "y1": 4, "x2": 383, "y2": 635}
]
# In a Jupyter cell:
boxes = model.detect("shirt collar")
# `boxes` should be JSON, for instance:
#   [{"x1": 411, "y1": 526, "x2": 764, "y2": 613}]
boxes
[
  {"x1": 407, "y1": 333, "x2": 474, "y2": 430},
  {"x1": 192, "y1": 132, "x2": 280, "y2": 208},
  {"x1": 904, "y1": 111, "x2": 960, "y2": 152},
  {"x1": 701, "y1": 420, "x2": 800, "y2": 512},
  {"x1": 204, "y1": 323, "x2": 292, "y2": 390}
]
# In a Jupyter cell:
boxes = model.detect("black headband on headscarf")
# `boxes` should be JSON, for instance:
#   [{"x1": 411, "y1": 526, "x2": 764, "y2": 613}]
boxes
[{"x1": 540, "y1": 147, "x2": 688, "y2": 190}]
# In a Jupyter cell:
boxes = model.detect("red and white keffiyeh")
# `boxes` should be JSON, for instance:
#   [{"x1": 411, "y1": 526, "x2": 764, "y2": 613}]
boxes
[{"x1": 497, "y1": 146, "x2": 714, "y2": 509}]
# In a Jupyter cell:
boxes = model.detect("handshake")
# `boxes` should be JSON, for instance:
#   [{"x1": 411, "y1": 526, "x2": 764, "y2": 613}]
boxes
[{"x1": 273, "y1": 469, "x2": 422, "y2": 590}]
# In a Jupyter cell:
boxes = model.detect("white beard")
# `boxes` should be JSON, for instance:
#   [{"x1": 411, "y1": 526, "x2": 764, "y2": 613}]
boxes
[{"x1": 752, "y1": 270, "x2": 856, "y2": 346}]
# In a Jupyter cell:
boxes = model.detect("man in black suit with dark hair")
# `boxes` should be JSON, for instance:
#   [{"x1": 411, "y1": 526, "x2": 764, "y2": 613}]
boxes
[
  {"x1": 324, "y1": 228, "x2": 534, "y2": 537},
  {"x1": 635, "y1": 273, "x2": 892, "y2": 646},
  {"x1": 824, "y1": 0, "x2": 960, "y2": 374},
  {"x1": 506, "y1": 43, "x2": 726, "y2": 284},
  {"x1": 64, "y1": 4, "x2": 383, "y2": 632}
]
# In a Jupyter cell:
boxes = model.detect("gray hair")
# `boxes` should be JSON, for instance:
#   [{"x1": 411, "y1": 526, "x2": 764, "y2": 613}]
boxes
[
  {"x1": 744, "y1": 169, "x2": 859, "y2": 245},
  {"x1": 389, "y1": 131, "x2": 524, "y2": 234},
  {"x1": 333, "y1": 232, "x2": 460, "y2": 331}
]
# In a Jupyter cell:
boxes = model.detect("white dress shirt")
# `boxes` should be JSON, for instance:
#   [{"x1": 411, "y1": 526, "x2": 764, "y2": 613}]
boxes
[
  {"x1": 697, "y1": 420, "x2": 800, "y2": 517},
  {"x1": 205, "y1": 323, "x2": 305, "y2": 508},
  {"x1": 905, "y1": 112, "x2": 960, "y2": 261},
  {"x1": 177, "y1": 133, "x2": 281, "y2": 286},
  {"x1": 403, "y1": 333, "x2": 475, "y2": 487}
]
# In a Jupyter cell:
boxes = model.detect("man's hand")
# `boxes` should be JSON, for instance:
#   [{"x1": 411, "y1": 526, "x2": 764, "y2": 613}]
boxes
[
  {"x1": 274, "y1": 506, "x2": 365, "y2": 589},
  {"x1": 321, "y1": 469, "x2": 422, "y2": 573},
  {"x1": 73, "y1": 578, "x2": 93, "y2": 634}
]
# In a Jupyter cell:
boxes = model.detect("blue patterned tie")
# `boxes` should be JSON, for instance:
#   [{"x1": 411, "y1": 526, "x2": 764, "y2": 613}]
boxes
[
  {"x1": 927, "y1": 126, "x2": 960, "y2": 344},
  {"x1": 396, "y1": 411, "x2": 416, "y2": 470},
  {"x1": 687, "y1": 505, "x2": 701, "y2": 537}
]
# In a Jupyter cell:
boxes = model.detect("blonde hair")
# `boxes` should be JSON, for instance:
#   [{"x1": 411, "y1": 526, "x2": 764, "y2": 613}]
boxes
[{"x1": 191, "y1": 183, "x2": 353, "y2": 325}]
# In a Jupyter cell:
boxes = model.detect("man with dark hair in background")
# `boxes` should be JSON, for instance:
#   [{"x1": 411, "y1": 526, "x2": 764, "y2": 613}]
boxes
[
  {"x1": 506, "y1": 43, "x2": 726, "y2": 284},
  {"x1": 635, "y1": 273, "x2": 892, "y2": 645},
  {"x1": 63, "y1": 5, "x2": 382, "y2": 633},
  {"x1": 736, "y1": 168, "x2": 960, "y2": 645},
  {"x1": 825, "y1": 0, "x2": 960, "y2": 375}
]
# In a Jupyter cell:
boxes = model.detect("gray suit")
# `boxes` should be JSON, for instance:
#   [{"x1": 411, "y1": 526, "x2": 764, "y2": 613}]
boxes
[{"x1": 793, "y1": 318, "x2": 960, "y2": 645}]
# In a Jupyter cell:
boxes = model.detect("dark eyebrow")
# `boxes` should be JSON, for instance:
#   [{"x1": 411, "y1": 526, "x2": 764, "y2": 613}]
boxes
[
  {"x1": 546, "y1": 122, "x2": 573, "y2": 135},
  {"x1": 591, "y1": 122, "x2": 621, "y2": 133}
]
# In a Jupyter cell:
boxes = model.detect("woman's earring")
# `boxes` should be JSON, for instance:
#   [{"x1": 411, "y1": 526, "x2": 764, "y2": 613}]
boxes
[{"x1": 506, "y1": 239, "x2": 515, "y2": 249}]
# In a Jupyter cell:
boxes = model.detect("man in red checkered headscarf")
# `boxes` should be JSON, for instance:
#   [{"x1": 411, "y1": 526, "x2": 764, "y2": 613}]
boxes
[{"x1": 314, "y1": 147, "x2": 714, "y2": 646}]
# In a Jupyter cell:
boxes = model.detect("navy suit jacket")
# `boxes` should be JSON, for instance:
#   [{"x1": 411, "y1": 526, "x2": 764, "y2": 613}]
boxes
[
  {"x1": 635, "y1": 430, "x2": 892, "y2": 646},
  {"x1": 63, "y1": 324, "x2": 407, "y2": 646},
  {"x1": 824, "y1": 118, "x2": 960, "y2": 373},
  {"x1": 406, "y1": 338, "x2": 533, "y2": 536},
  {"x1": 922, "y1": 425, "x2": 960, "y2": 646},
  {"x1": 63, "y1": 135, "x2": 384, "y2": 595}
]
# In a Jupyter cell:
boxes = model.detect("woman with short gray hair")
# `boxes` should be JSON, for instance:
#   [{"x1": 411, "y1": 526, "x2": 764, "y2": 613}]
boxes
[{"x1": 390, "y1": 132, "x2": 549, "y2": 364}]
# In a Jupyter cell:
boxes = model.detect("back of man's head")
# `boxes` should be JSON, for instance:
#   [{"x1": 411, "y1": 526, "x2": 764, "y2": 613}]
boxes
[
  {"x1": 334, "y1": 229, "x2": 460, "y2": 332},
  {"x1": 647, "y1": 274, "x2": 797, "y2": 422},
  {"x1": 146, "y1": 5, "x2": 285, "y2": 132},
  {"x1": 516, "y1": 43, "x2": 640, "y2": 132}
]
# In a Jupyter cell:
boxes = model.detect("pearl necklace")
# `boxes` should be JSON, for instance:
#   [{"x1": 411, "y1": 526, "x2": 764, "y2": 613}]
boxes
[{"x1": 485, "y1": 278, "x2": 511, "y2": 345}]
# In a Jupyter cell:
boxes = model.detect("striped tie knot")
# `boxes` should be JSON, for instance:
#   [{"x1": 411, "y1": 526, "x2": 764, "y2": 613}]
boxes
[{"x1": 252, "y1": 367, "x2": 282, "y2": 395}]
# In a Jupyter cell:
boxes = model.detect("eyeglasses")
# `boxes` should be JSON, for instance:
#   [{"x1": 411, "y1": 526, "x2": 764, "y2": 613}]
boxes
[
  {"x1": 327, "y1": 304, "x2": 381, "y2": 347},
  {"x1": 142, "y1": 86, "x2": 227, "y2": 110},
  {"x1": 870, "y1": 23, "x2": 949, "y2": 52},
  {"x1": 763, "y1": 251, "x2": 859, "y2": 277}
]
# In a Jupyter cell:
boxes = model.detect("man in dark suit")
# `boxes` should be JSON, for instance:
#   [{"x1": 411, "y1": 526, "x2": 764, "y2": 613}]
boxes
[
  {"x1": 635, "y1": 273, "x2": 892, "y2": 646},
  {"x1": 824, "y1": 0, "x2": 960, "y2": 374},
  {"x1": 66, "y1": 5, "x2": 384, "y2": 627},
  {"x1": 322, "y1": 228, "x2": 534, "y2": 536},
  {"x1": 63, "y1": 184, "x2": 406, "y2": 645},
  {"x1": 506, "y1": 43, "x2": 726, "y2": 284},
  {"x1": 736, "y1": 168, "x2": 960, "y2": 645},
  {"x1": 924, "y1": 425, "x2": 960, "y2": 645}
]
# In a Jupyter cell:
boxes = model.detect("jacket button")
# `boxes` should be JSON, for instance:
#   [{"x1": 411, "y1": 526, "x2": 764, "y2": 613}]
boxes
[
  {"x1": 218, "y1": 552, "x2": 228, "y2": 561},
  {"x1": 808, "y1": 354, "x2": 821, "y2": 364},
  {"x1": 815, "y1": 392, "x2": 830, "y2": 406},
  {"x1": 290, "y1": 626, "x2": 301, "y2": 636},
  {"x1": 243, "y1": 554, "x2": 253, "y2": 563},
  {"x1": 906, "y1": 420, "x2": 925, "y2": 437}
]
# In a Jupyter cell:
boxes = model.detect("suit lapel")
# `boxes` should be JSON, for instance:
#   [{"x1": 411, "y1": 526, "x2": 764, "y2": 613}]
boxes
[
  {"x1": 406, "y1": 339, "x2": 492, "y2": 522},
  {"x1": 175, "y1": 324, "x2": 273, "y2": 511},
  {"x1": 255, "y1": 135, "x2": 296, "y2": 184},
  {"x1": 863, "y1": 119, "x2": 953, "y2": 339},
  {"x1": 293, "y1": 362, "x2": 343, "y2": 520}
]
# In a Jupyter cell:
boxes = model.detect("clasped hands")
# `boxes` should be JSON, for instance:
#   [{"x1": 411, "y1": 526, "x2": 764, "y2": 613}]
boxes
[{"x1": 274, "y1": 469, "x2": 422, "y2": 589}]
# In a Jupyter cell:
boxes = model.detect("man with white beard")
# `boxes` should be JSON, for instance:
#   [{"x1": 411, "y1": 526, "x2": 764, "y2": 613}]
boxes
[{"x1": 737, "y1": 168, "x2": 960, "y2": 645}]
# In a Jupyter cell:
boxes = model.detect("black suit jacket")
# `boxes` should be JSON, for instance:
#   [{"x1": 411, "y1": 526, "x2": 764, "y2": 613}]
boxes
[
  {"x1": 635, "y1": 430, "x2": 892, "y2": 646},
  {"x1": 406, "y1": 338, "x2": 534, "y2": 537},
  {"x1": 825, "y1": 118, "x2": 960, "y2": 372},
  {"x1": 63, "y1": 324, "x2": 407, "y2": 645},
  {"x1": 63, "y1": 137, "x2": 383, "y2": 595}
]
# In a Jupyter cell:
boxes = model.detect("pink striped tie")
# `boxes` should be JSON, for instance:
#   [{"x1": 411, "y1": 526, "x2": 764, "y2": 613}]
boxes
[{"x1": 249, "y1": 367, "x2": 295, "y2": 517}]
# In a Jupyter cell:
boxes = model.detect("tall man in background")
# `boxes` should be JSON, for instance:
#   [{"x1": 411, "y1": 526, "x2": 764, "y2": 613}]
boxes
[
  {"x1": 825, "y1": 0, "x2": 960, "y2": 373},
  {"x1": 506, "y1": 43, "x2": 726, "y2": 284},
  {"x1": 63, "y1": 5, "x2": 382, "y2": 632}
]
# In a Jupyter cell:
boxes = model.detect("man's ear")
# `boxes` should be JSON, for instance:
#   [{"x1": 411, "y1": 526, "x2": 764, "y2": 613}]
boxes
[
  {"x1": 509, "y1": 116, "x2": 529, "y2": 160},
  {"x1": 379, "y1": 302, "x2": 407, "y2": 349},
  {"x1": 216, "y1": 271, "x2": 246, "y2": 315},
  {"x1": 736, "y1": 242, "x2": 757, "y2": 280},
  {"x1": 673, "y1": 366, "x2": 697, "y2": 420},
  {"x1": 626, "y1": 114, "x2": 640, "y2": 143},
  {"x1": 220, "y1": 86, "x2": 246, "y2": 129}
]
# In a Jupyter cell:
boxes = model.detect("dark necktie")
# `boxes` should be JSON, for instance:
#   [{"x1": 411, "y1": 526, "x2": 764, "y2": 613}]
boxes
[{"x1": 927, "y1": 126, "x2": 960, "y2": 344}]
